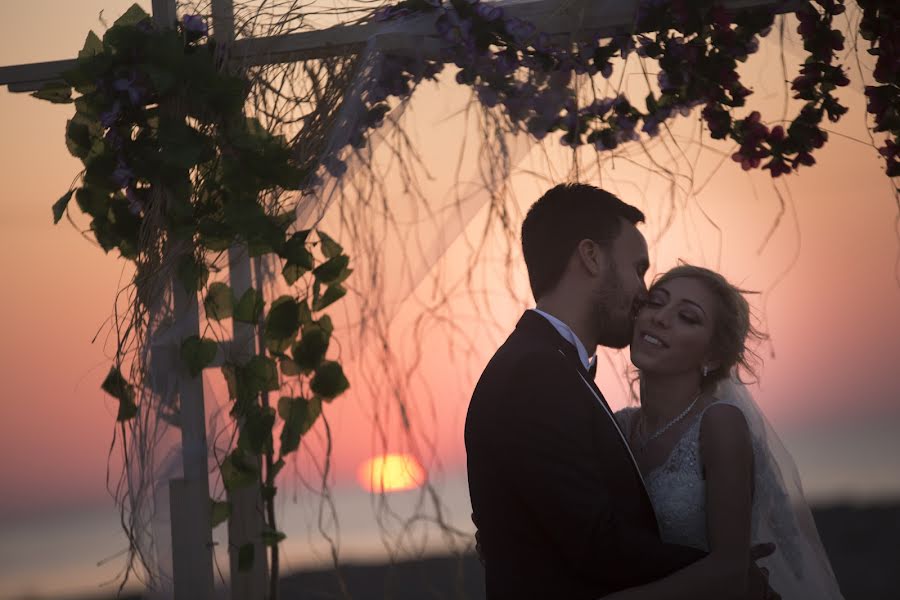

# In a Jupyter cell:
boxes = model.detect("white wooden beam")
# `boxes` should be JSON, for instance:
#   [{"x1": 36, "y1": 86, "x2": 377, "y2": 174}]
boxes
[
  {"x1": 153, "y1": 0, "x2": 178, "y2": 28},
  {"x1": 1, "y1": 0, "x2": 801, "y2": 91}
]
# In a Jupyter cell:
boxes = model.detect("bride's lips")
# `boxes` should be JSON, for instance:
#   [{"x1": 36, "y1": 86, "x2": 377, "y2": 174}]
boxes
[{"x1": 637, "y1": 330, "x2": 669, "y2": 349}]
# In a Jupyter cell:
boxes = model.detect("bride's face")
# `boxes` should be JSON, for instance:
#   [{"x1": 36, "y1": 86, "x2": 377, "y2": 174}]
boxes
[{"x1": 630, "y1": 277, "x2": 718, "y2": 376}]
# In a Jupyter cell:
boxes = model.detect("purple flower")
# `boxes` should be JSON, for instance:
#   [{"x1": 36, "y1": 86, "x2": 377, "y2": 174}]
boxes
[
  {"x1": 136, "y1": 18, "x2": 154, "y2": 33},
  {"x1": 112, "y1": 162, "x2": 135, "y2": 189},
  {"x1": 504, "y1": 17, "x2": 535, "y2": 43},
  {"x1": 477, "y1": 86, "x2": 500, "y2": 108},
  {"x1": 104, "y1": 128, "x2": 124, "y2": 150},
  {"x1": 548, "y1": 70, "x2": 571, "y2": 89},
  {"x1": 126, "y1": 187, "x2": 143, "y2": 215},
  {"x1": 182, "y1": 15, "x2": 208, "y2": 36},
  {"x1": 323, "y1": 155, "x2": 348, "y2": 178},
  {"x1": 113, "y1": 73, "x2": 144, "y2": 105},
  {"x1": 475, "y1": 3, "x2": 503, "y2": 22},
  {"x1": 100, "y1": 101, "x2": 122, "y2": 128},
  {"x1": 657, "y1": 71, "x2": 671, "y2": 91},
  {"x1": 641, "y1": 116, "x2": 660, "y2": 136}
]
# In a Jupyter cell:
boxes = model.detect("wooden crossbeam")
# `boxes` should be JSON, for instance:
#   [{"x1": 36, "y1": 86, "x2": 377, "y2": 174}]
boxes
[{"x1": 1, "y1": 0, "x2": 799, "y2": 92}]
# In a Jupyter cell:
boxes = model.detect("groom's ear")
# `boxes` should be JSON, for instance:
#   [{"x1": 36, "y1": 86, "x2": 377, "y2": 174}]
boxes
[{"x1": 575, "y1": 239, "x2": 609, "y2": 276}]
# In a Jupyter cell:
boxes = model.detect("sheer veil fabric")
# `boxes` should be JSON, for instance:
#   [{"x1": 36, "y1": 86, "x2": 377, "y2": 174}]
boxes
[{"x1": 713, "y1": 379, "x2": 844, "y2": 599}]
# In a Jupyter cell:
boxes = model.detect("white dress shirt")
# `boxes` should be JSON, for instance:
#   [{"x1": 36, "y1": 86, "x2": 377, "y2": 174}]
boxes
[{"x1": 532, "y1": 309, "x2": 598, "y2": 374}]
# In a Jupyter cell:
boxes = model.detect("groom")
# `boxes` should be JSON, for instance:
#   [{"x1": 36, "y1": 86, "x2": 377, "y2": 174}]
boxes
[{"x1": 465, "y1": 184, "x2": 770, "y2": 599}]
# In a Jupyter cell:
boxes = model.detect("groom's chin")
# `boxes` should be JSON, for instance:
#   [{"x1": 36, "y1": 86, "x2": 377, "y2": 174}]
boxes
[{"x1": 598, "y1": 330, "x2": 632, "y2": 350}]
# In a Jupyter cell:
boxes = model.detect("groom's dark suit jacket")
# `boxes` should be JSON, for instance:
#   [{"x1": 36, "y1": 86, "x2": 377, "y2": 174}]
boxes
[{"x1": 465, "y1": 311, "x2": 705, "y2": 599}]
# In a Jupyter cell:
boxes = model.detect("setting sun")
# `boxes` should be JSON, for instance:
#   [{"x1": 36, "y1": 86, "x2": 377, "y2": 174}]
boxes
[{"x1": 357, "y1": 453, "x2": 425, "y2": 493}]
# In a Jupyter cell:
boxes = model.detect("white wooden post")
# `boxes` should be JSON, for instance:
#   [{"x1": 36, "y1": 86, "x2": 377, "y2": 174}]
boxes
[
  {"x1": 152, "y1": 2, "x2": 215, "y2": 598},
  {"x1": 227, "y1": 245, "x2": 270, "y2": 600},
  {"x1": 211, "y1": 0, "x2": 271, "y2": 594}
]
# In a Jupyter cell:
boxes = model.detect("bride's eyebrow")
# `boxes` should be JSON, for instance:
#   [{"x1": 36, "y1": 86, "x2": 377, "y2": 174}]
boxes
[{"x1": 681, "y1": 299, "x2": 707, "y2": 316}]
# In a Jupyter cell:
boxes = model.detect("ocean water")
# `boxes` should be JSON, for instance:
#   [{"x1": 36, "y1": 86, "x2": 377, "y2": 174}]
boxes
[{"x1": 2, "y1": 415, "x2": 899, "y2": 600}]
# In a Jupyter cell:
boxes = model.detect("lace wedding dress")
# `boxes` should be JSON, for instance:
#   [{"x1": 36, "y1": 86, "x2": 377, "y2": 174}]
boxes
[{"x1": 616, "y1": 379, "x2": 845, "y2": 599}]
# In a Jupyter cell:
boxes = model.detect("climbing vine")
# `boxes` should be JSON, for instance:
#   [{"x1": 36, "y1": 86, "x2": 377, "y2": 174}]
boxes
[{"x1": 34, "y1": 4, "x2": 351, "y2": 591}]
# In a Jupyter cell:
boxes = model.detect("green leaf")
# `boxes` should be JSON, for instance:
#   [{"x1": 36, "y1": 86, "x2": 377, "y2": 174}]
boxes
[
  {"x1": 318, "y1": 315, "x2": 334, "y2": 335},
  {"x1": 52, "y1": 190, "x2": 75, "y2": 224},
  {"x1": 310, "y1": 361, "x2": 349, "y2": 400},
  {"x1": 78, "y1": 31, "x2": 103, "y2": 59},
  {"x1": 282, "y1": 231, "x2": 313, "y2": 268},
  {"x1": 222, "y1": 364, "x2": 239, "y2": 399},
  {"x1": 143, "y1": 64, "x2": 176, "y2": 95},
  {"x1": 237, "y1": 543, "x2": 254, "y2": 572},
  {"x1": 292, "y1": 326, "x2": 330, "y2": 370},
  {"x1": 282, "y1": 263, "x2": 307, "y2": 286},
  {"x1": 234, "y1": 288, "x2": 264, "y2": 324},
  {"x1": 75, "y1": 186, "x2": 109, "y2": 218},
  {"x1": 238, "y1": 405, "x2": 275, "y2": 455},
  {"x1": 317, "y1": 231, "x2": 343, "y2": 258},
  {"x1": 210, "y1": 499, "x2": 230, "y2": 528},
  {"x1": 264, "y1": 296, "x2": 300, "y2": 353},
  {"x1": 204, "y1": 282, "x2": 234, "y2": 321},
  {"x1": 221, "y1": 450, "x2": 258, "y2": 492},
  {"x1": 261, "y1": 528, "x2": 287, "y2": 546},
  {"x1": 312, "y1": 255, "x2": 350, "y2": 285},
  {"x1": 158, "y1": 117, "x2": 215, "y2": 169},
  {"x1": 32, "y1": 81, "x2": 73, "y2": 104},
  {"x1": 245, "y1": 355, "x2": 280, "y2": 393},
  {"x1": 298, "y1": 299, "x2": 313, "y2": 326},
  {"x1": 102, "y1": 366, "x2": 137, "y2": 421},
  {"x1": 279, "y1": 229, "x2": 313, "y2": 285},
  {"x1": 177, "y1": 256, "x2": 210, "y2": 295},
  {"x1": 66, "y1": 122, "x2": 89, "y2": 159},
  {"x1": 113, "y1": 3, "x2": 150, "y2": 28},
  {"x1": 277, "y1": 396, "x2": 320, "y2": 453},
  {"x1": 312, "y1": 283, "x2": 347, "y2": 312},
  {"x1": 277, "y1": 396, "x2": 306, "y2": 455},
  {"x1": 181, "y1": 336, "x2": 218, "y2": 377},
  {"x1": 304, "y1": 396, "x2": 322, "y2": 431},
  {"x1": 279, "y1": 357, "x2": 303, "y2": 377}
]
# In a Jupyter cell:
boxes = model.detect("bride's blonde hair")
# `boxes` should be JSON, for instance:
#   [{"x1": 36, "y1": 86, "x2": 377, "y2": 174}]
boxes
[{"x1": 651, "y1": 264, "x2": 768, "y2": 387}]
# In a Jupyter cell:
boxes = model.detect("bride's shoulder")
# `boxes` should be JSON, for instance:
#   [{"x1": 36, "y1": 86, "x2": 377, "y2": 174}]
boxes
[{"x1": 698, "y1": 400, "x2": 753, "y2": 458}]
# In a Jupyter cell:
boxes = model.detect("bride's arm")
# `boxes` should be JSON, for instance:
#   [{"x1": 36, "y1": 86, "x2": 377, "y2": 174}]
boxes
[{"x1": 600, "y1": 404, "x2": 762, "y2": 600}]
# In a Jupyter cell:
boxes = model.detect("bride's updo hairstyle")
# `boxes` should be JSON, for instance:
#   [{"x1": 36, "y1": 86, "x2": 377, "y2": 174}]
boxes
[{"x1": 650, "y1": 264, "x2": 767, "y2": 386}]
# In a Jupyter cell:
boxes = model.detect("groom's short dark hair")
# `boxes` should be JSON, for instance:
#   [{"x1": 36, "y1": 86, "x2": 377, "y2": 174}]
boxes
[{"x1": 522, "y1": 183, "x2": 645, "y2": 300}]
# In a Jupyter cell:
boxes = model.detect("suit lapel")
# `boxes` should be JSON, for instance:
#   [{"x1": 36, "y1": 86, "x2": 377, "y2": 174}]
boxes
[{"x1": 517, "y1": 311, "x2": 657, "y2": 528}]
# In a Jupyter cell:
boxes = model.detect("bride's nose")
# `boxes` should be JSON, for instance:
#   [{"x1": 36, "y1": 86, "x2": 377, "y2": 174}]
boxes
[{"x1": 650, "y1": 306, "x2": 671, "y2": 328}]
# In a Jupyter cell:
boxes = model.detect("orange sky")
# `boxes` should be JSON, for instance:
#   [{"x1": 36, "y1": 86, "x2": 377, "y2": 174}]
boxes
[{"x1": 1, "y1": 1, "x2": 899, "y2": 526}]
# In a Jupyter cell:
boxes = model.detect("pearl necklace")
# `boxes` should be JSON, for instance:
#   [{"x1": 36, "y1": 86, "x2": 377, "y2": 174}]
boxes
[{"x1": 637, "y1": 391, "x2": 702, "y2": 451}]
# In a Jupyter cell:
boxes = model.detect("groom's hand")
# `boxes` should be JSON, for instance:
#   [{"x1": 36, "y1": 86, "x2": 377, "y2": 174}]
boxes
[{"x1": 747, "y1": 542, "x2": 780, "y2": 600}]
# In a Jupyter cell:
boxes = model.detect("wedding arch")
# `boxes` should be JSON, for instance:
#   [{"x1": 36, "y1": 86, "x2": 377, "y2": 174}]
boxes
[{"x1": 1, "y1": 0, "x2": 897, "y2": 598}]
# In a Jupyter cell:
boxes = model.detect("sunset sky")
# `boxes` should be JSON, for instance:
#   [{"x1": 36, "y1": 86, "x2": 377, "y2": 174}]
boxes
[{"x1": 1, "y1": 1, "x2": 899, "y2": 597}]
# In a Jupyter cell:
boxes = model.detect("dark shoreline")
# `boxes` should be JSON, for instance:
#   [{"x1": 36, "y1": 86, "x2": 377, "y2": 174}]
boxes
[{"x1": 49, "y1": 503, "x2": 900, "y2": 600}]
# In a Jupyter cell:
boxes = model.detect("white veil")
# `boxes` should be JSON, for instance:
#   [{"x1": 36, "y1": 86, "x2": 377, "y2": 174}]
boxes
[{"x1": 714, "y1": 378, "x2": 844, "y2": 599}]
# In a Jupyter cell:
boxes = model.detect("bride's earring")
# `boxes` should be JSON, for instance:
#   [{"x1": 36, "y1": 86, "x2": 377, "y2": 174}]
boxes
[{"x1": 702, "y1": 364, "x2": 709, "y2": 377}]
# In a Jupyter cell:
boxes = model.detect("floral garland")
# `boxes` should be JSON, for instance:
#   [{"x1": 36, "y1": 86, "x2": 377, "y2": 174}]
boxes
[
  {"x1": 355, "y1": 0, "x2": 860, "y2": 179},
  {"x1": 858, "y1": 0, "x2": 900, "y2": 179}
]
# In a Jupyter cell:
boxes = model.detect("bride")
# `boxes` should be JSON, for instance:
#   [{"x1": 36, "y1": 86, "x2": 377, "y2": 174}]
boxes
[{"x1": 609, "y1": 265, "x2": 844, "y2": 599}]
